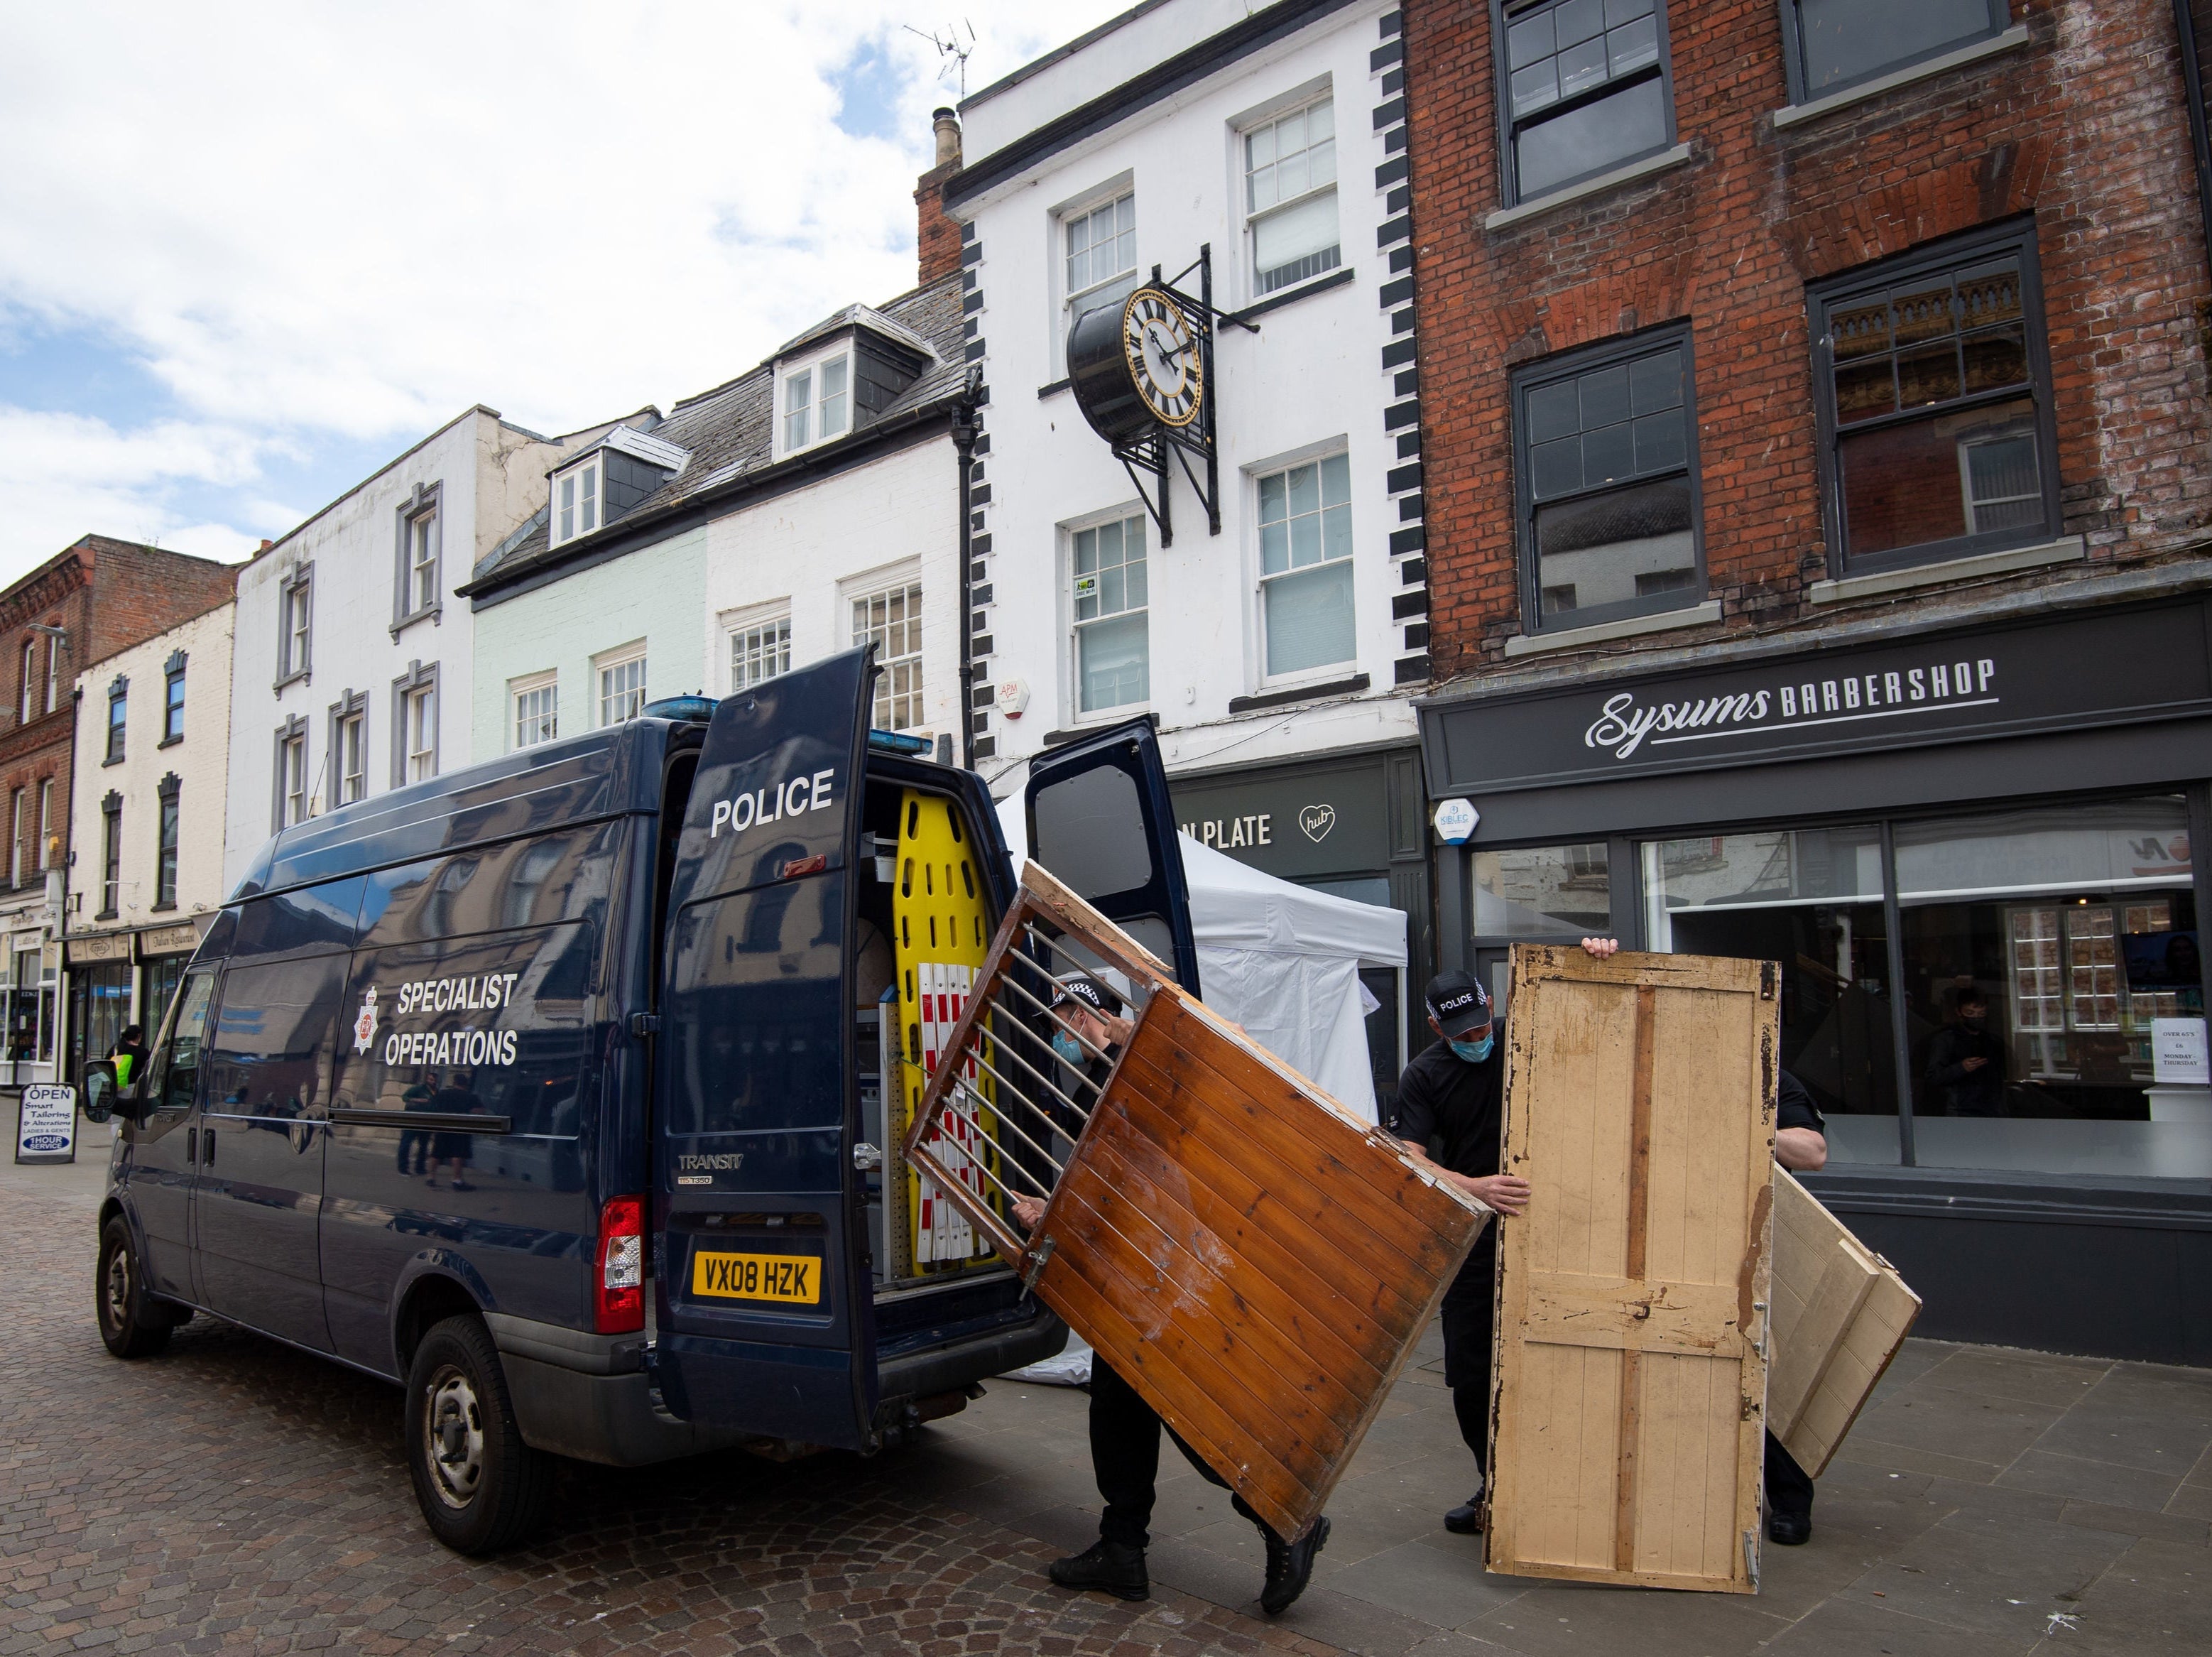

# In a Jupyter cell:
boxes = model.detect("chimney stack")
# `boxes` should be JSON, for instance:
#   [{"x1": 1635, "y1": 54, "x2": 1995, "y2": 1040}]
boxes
[{"x1": 915, "y1": 107, "x2": 966, "y2": 287}]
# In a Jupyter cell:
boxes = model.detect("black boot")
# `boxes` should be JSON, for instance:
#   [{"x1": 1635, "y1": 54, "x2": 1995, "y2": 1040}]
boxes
[
  {"x1": 1048, "y1": 1538, "x2": 1149, "y2": 1601},
  {"x1": 1260, "y1": 1515, "x2": 1329, "y2": 1615},
  {"x1": 1444, "y1": 1495, "x2": 1486, "y2": 1535},
  {"x1": 1766, "y1": 1511, "x2": 1811, "y2": 1546}
]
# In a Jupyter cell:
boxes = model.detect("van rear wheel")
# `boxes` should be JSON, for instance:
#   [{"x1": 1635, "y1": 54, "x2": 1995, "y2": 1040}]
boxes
[
  {"x1": 96, "y1": 1217, "x2": 173, "y2": 1359},
  {"x1": 405, "y1": 1315, "x2": 552, "y2": 1555}
]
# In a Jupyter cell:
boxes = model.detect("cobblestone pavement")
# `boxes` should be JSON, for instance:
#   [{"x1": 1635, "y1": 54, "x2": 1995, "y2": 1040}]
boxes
[
  {"x1": 7, "y1": 1145, "x2": 2212, "y2": 1656},
  {"x1": 0, "y1": 1161, "x2": 1340, "y2": 1657}
]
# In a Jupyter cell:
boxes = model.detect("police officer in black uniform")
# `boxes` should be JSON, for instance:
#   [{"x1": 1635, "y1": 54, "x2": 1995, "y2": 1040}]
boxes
[
  {"x1": 1389, "y1": 963, "x2": 1537, "y2": 1533},
  {"x1": 1013, "y1": 975, "x2": 1331, "y2": 1614}
]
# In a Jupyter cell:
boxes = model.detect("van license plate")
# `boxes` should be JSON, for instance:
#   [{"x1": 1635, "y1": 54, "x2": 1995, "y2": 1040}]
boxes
[{"x1": 691, "y1": 1250, "x2": 821, "y2": 1304}]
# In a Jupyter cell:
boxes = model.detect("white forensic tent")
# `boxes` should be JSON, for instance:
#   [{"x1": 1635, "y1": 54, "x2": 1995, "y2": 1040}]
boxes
[{"x1": 994, "y1": 802, "x2": 1407, "y2": 1123}]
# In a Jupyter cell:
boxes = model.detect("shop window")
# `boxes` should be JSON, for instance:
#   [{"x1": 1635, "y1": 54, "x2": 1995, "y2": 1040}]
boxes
[
  {"x1": 1515, "y1": 330, "x2": 1700, "y2": 633},
  {"x1": 1243, "y1": 96, "x2": 1339, "y2": 295},
  {"x1": 1474, "y1": 842, "x2": 1613, "y2": 937},
  {"x1": 1071, "y1": 513, "x2": 1150, "y2": 715},
  {"x1": 1495, "y1": 0, "x2": 1674, "y2": 205},
  {"x1": 1811, "y1": 220, "x2": 2057, "y2": 574},
  {"x1": 1780, "y1": 0, "x2": 2009, "y2": 105},
  {"x1": 1642, "y1": 825, "x2": 1898, "y2": 1158},
  {"x1": 1257, "y1": 452, "x2": 1355, "y2": 678},
  {"x1": 1893, "y1": 795, "x2": 2202, "y2": 1179}
]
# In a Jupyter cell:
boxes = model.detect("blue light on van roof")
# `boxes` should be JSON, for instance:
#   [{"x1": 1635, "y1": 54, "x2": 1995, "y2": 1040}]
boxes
[
  {"x1": 642, "y1": 695, "x2": 717, "y2": 723},
  {"x1": 866, "y1": 729, "x2": 933, "y2": 756}
]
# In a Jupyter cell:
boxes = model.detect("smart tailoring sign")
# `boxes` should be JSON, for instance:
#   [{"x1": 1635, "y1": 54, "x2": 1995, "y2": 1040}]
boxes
[{"x1": 15, "y1": 1083, "x2": 76, "y2": 1164}]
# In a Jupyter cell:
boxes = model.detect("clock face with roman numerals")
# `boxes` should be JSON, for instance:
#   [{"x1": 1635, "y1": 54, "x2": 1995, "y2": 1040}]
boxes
[{"x1": 1119, "y1": 288, "x2": 1204, "y2": 428}]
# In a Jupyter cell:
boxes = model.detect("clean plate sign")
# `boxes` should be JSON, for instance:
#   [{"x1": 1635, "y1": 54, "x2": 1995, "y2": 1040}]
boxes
[
  {"x1": 15, "y1": 1083, "x2": 76, "y2": 1165},
  {"x1": 1425, "y1": 601, "x2": 2212, "y2": 796}
]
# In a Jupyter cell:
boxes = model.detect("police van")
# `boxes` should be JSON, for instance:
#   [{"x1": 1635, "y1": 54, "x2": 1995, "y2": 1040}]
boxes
[{"x1": 87, "y1": 646, "x2": 1198, "y2": 1553}]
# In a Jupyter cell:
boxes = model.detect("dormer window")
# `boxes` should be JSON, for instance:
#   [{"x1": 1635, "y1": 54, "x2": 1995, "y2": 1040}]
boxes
[
  {"x1": 780, "y1": 351, "x2": 851, "y2": 456},
  {"x1": 551, "y1": 456, "x2": 601, "y2": 548}
]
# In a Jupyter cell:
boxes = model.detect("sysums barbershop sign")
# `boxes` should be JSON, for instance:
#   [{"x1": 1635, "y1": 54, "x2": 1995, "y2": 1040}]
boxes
[
  {"x1": 1586, "y1": 653, "x2": 1998, "y2": 760},
  {"x1": 1423, "y1": 600, "x2": 2212, "y2": 795}
]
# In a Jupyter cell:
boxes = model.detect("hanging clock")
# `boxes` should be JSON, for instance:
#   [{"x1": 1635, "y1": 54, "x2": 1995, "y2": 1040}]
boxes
[{"x1": 1069, "y1": 286, "x2": 1206, "y2": 447}]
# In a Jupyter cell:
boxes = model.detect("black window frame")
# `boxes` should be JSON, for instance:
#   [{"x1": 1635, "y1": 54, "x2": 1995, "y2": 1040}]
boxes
[
  {"x1": 160, "y1": 649, "x2": 186, "y2": 747},
  {"x1": 153, "y1": 773, "x2": 180, "y2": 911},
  {"x1": 1511, "y1": 321, "x2": 1706, "y2": 636},
  {"x1": 98, "y1": 791, "x2": 121, "y2": 921},
  {"x1": 1776, "y1": 0, "x2": 2010, "y2": 108},
  {"x1": 1809, "y1": 215, "x2": 2060, "y2": 580},
  {"x1": 1493, "y1": 0, "x2": 1678, "y2": 209},
  {"x1": 104, "y1": 675, "x2": 127, "y2": 765}
]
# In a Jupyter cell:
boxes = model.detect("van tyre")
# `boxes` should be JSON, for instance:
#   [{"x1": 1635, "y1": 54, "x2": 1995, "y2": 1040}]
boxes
[
  {"x1": 405, "y1": 1315, "x2": 552, "y2": 1555},
  {"x1": 96, "y1": 1217, "x2": 175, "y2": 1359}
]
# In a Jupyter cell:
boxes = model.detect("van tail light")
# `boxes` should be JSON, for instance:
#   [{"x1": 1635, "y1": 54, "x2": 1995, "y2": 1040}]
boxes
[{"x1": 596, "y1": 1195, "x2": 645, "y2": 1334}]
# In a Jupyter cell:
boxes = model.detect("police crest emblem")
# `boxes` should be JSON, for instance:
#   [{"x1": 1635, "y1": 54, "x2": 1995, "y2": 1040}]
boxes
[{"x1": 353, "y1": 986, "x2": 378, "y2": 1055}]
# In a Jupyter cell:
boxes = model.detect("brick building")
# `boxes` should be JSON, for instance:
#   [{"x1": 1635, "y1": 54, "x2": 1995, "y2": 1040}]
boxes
[
  {"x1": 1400, "y1": 0, "x2": 2212, "y2": 1362},
  {"x1": 0, "y1": 536, "x2": 236, "y2": 1087}
]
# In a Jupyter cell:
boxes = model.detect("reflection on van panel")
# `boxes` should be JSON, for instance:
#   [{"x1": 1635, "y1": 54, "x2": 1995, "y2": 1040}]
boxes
[{"x1": 98, "y1": 651, "x2": 1199, "y2": 1555}]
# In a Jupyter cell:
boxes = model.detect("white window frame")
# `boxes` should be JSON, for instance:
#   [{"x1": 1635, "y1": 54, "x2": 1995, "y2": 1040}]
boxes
[
  {"x1": 1240, "y1": 90, "x2": 1341, "y2": 298},
  {"x1": 282, "y1": 733, "x2": 308, "y2": 827},
  {"x1": 724, "y1": 605, "x2": 793, "y2": 692},
  {"x1": 36, "y1": 777, "x2": 51, "y2": 872},
  {"x1": 9, "y1": 788, "x2": 21, "y2": 889},
  {"x1": 595, "y1": 643, "x2": 648, "y2": 728},
  {"x1": 408, "y1": 506, "x2": 439, "y2": 613},
  {"x1": 42, "y1": 636, "x2": 58, "y2": 714},
  {"x1": 1054, "y1": 179, "x2": 1138, "y2": 375},
  {"x1": 1251, "y1": 443, "x2": 1358, "y2": 689},
  {"x1": 16, "y1": 640, "x2": 31, "y2": 724},
  {"x1": 511, "y1": 670, "x2": 560, "y2": 751},
  {"x1": 846, "y1": 568, "x2": 925, "y2": 733},
  {"x1": 403, "y1": 683, "x2": 437, "y2": 783},
  {"x1": 337, "y1": 710, "x2": 366, "y2": 805},
  {"x1": 283, "y1": 578, "x2": 312, "y2": 681},
  {"x1": 550, "y1": 455, "x2": 602, "y2": 548},
  {"x1": 1064, "y1": 508, "x2": 1152, "y2": 722},
  {"x1": 777, "y1": 347, "x2": 854, "y2": 457}
]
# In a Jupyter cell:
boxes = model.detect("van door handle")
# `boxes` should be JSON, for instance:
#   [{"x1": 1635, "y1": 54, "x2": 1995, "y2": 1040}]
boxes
[{"x1": 202, "y1": 1130, "x2": 214, "y2": 1168}]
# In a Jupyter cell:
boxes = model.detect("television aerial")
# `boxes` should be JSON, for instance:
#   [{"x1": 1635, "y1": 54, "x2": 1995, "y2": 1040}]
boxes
[{"x1": 905, "y1": 20, "x2": 977, "y2": 100}]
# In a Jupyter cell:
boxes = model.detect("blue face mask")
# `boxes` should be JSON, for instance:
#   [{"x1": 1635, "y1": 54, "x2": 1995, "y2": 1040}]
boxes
[
  {"x1": 1449, "y1": 1032, "x2": 1495, "y2": 1064},
  {"x1": 1051, "y1": 1031, "x2": 1086, "y2": 1065}
]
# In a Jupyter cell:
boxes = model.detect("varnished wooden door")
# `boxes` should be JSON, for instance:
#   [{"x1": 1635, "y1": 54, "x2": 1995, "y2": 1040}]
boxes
[{"x1": 1487, "y1": 945, "x2": 1778, "y2": 1593}]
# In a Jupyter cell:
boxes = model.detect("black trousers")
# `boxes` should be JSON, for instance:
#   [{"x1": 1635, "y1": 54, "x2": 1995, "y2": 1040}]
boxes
[
  {"x1": 1089, "y1": 1358, "x2": 1271, "y2": 1549},
  {"x1": 1439, "y1": 1258, "x2": 1495, "y2": 1487},
  {"x1": 1765, "y1": 1433, "x2": 1814, "y2": 1520}
]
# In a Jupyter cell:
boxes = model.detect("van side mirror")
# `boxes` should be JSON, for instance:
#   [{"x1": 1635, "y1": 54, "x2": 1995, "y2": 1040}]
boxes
[{"x1": 82, "y1": 1060, "x2": 119, "y2": 1125}]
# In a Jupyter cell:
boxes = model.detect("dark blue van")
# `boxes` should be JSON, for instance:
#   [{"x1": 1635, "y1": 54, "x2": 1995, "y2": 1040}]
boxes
[{"x1": 89, "y1": 646, "x2": 1198, "y2": 1553}]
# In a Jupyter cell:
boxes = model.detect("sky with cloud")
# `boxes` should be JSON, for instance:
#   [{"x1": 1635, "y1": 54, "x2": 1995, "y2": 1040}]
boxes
[{"x1": 0, "y1": 1, "x2": 1123, "y2": 582}]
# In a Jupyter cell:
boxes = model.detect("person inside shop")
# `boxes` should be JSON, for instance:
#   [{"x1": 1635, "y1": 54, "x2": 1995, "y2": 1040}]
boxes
[
  {"x1": 110, "y1": 1024, "x2": 149, "y2": 1090},
  {"x1": 1765, "y1": 1065, "x2": 1829, "y2": 1545},
  {"x1": 1010, "y1": 974, "x2": 1333, "y2": 1617},
  {"x1": 1924, "y1": 985, "x2": 2006, "y2": 1117}
]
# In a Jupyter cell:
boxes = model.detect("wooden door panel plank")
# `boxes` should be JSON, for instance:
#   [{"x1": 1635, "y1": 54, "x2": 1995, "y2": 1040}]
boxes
[{"x1": 1489, "y1": 945, "x2": 1776, "y2": 1595}]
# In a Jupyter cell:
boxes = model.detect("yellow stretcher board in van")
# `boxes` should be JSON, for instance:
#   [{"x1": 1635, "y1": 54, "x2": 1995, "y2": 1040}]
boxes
[{"x1": 893, "y1": 788, "x2": 1000, "y2": 1268}]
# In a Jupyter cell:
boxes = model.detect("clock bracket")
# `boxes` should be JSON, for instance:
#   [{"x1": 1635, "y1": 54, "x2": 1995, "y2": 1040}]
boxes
[{"x1": 1112, "y1": 244, "x2": 1260, "y2": 547}]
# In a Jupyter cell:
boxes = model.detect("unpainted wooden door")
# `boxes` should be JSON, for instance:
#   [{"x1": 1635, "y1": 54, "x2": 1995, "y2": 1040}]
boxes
[{"x1": 1486, "y1": 945, "x2": 1778, "y2": 1593}]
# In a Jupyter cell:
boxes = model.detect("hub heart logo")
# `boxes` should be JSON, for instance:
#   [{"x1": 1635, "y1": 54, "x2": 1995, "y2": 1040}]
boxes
[{"x1": 1299, "y1": 803, "x2": 1336, "y2": 843}]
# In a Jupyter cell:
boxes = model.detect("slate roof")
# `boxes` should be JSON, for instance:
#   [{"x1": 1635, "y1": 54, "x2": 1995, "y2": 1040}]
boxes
[{"x1": 467, "y1": 273, "x2": 970, "y2": 592}]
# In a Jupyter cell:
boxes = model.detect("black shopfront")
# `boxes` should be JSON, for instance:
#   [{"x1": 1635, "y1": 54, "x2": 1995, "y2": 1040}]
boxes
[
  {"x1": 1169, "y1": 745, "x2": 1432, "y2": 1118},
  {"x1": 1420, "y1": 592, "x2": 2212, "y2": 1365}
]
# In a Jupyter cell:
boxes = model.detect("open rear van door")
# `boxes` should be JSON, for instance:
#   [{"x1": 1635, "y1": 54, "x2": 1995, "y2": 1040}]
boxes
[
  {"x1": 653, "y1": 646, "x2": 877, "y2": 1449},
  {"x1": 1023, "y1": 719, "x2": 1201, "y2": 995}
]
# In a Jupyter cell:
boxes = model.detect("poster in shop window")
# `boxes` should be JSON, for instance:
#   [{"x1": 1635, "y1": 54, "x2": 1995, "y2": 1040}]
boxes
[{"x1": 14, "y1": 1083, "x2": 75, "y2": 1164}]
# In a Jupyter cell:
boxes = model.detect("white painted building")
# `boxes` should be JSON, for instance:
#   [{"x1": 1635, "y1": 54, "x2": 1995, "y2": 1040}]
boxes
[
  {"x1": 939, "y1": 1, "x2": 1439, "y2": 1060},
  {"x1": 66, "y1": 599, "x2": 235, "y2": 1056},
  {"x1": 225, "y1": 407, "x2": 615, "y2": 892},
  {"x1": 464, "y1": 280, "x2": 973, "y2": 761}
]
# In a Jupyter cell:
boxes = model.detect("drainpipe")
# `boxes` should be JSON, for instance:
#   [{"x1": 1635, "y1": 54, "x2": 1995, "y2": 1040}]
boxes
[
  {"x1": 952, "y1": 368, "x2": 983, "y2": 768},
  {"x1": 2176, "y1": 0, "x2": 2212, "y2": 274}
]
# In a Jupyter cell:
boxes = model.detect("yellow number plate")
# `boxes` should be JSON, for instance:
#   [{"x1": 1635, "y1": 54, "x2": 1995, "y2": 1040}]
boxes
[{"x1": 691, "y1": 1249, "x2": 822, "y2": 1305}]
